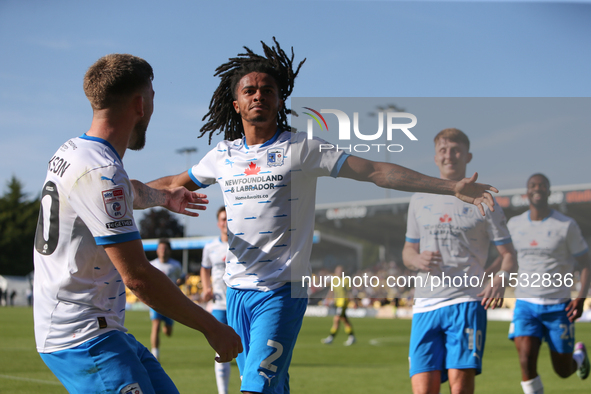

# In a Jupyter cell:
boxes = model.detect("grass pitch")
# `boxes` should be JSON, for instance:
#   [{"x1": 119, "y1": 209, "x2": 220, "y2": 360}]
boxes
[{"x1": 1, "y1": 307, "x2": 590, "y2": 393}]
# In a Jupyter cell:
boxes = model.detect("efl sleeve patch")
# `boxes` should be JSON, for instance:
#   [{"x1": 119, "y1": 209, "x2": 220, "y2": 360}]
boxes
[
  {"x1": 102, "y1": 187, "x2": 127, "y2": 219},
  {"x1": 120, "y1": 383, "x2": 143, "y2": 394}
]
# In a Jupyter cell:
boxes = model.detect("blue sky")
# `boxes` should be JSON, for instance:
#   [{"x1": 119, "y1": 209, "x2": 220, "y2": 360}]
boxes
[{"x1": 1, "y1": 1, "x2": 590, "y2": 235}]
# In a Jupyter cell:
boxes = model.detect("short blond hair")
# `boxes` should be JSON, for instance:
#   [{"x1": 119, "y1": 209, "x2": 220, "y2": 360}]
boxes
[
  {"x1": 83, "y1": 54, "x2": 153, "y2": 110},
  {"x1": 434, "y1": 128, "x2": 470, "y2": 150}
]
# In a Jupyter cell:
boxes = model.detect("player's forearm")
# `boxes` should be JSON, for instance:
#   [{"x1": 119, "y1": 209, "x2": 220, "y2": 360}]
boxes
[
  {"x1": 105, "y1": 242, "x2": 219, "y2": 335},
  {"x1": 147, "y1": 172, "x2": 197, "y2": 191},
  {"x1": 126, "y1": 264, "x2": 218, "y2": 334},
  {"x1": 498, "y1": 250, "x2": 518, "y2": 274},
  {"x1": 200, "y1": 268, "x2": 212, "y2": 291},
  {"x1": 577, "y1": 266, "x2": 590, "y2": 299},
  {"x1": 371, "y1": 162, "x2": 456, "y2": 195},
  {"x1": 402, "y1": 244, "x2": 420, "y2": 271},
  {"x1": 131, "y1": 180, "x2": 167, "y2": 209}
]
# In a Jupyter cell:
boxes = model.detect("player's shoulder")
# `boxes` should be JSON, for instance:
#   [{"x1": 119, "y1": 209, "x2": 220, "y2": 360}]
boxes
[
  {"x1": 549, "y1": 209, "x2": 580, "y2": 228},
  {"x1": 507, "y1": 209, "x2": 528, "y2": 225},
  {"x1": 48, "y1": 136, "x2": 119, "y2": 173},
  {"x1": 409, "y1": 192, "x2": 431, "y2": 202}
]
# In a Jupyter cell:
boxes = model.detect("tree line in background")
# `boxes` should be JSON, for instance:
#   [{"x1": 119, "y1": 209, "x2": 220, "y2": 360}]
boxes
[
  {"x1": 0, "y1": 176, "x2": 182, "y2": 277},
  {"x1": 0, "y1": 177, "x2": 39, "y2": 276}
]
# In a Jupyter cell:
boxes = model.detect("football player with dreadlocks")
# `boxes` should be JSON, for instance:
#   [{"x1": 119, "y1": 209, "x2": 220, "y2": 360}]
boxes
[{"x1": 148, "y1": 38, "x2": 500, "y2": 394}]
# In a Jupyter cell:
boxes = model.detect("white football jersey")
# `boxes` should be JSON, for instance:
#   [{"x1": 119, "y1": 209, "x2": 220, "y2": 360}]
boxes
[
  {"x1": 201, "y1": 238, "x2": 229, "y2": 310},
  {"x1": 189, "y1": 130, "x2": 348, "y2": 291},
  {"x1": 33, "y1": 135, "x2": 140, "y2": 353},
  {"x1": 150, "y1": 258, "x2": 182, "y2": 284},
  {"x1": 508, "y1": 209, "x2": 588, "y2": 303},
  {"x1": 406, "y1": 193, "x2": 511, "y2": 312}
]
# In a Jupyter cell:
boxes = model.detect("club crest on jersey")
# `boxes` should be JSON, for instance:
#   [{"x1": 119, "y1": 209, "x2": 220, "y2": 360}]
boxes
[
  {"x1": 102, "y1": 187, "x2": 127, "y2": 219},
  {"x1": 267, "y1": 148, "x2": 284, "y2": 167}
]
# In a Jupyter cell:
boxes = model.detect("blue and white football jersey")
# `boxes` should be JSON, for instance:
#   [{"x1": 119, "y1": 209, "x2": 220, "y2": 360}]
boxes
[
  {"x1": 33, "y1": 135, "x2": 140, "y2": 353},
  {"x1": 189, "y1": 130, "x2": 348, "y2": 291},
  {"x1": 150, "y1": 258, "x2": 182, "y2": 284},
  {"x1": 201, "y1": 237, "x2": 229, "y2": 309},
  {"x1": 406, "y1": 193, "x2": 511, "y2": 312},
  {"x1": 508, "y1": 209, "x2": 588, "y2": 303}
]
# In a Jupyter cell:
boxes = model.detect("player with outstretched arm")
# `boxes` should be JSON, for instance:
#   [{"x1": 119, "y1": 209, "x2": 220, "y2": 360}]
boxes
[{"x1": 148, "y1": 39, "x2": 499, "y2": 394}]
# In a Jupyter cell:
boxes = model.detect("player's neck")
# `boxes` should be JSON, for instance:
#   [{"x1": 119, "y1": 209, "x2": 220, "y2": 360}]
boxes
[
  {"x1": 86, "y1": 113, "x2": 133, "y2": 159},
  {"x1": 242, "y1": 123, "x2": 277, "y2": 146},
  {"x1": 221, "y1": 233, "x2": 228, "y2": 243},
  {"x1": 529, "y1": 205, "x2": 551, "y2": 221}
]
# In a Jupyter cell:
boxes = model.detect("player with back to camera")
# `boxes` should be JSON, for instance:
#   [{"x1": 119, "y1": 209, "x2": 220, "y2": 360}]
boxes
[
  {"x1": 33, "y1": 54, "x2": 242, "y2": 394},
  {"x1": 147, "y1": 39, "x2": 500, "y2": 394},
  {"x1": 506, "y1": 173, "x2": 590, "y2": 394},
  {"x1": 201, "y1": 207, "x2": 232, "y2": 394},
  {"x1": 403, "y1": 128, "x2": 518, "y2": 394},
  {"x1": 148, "y1": 238, "x2": 183, "y2": 361}
]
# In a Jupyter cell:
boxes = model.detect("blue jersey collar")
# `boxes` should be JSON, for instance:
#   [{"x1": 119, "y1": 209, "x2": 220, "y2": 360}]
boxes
[
  {"x1": 80, "y1": 134, "x2": 122, "y2": 162},
  {"x1": 243, "y1": 129, "x2": 281, "y2": 150},
  {"x1": 528, "y1": 209, "x2": 553, "y2": 222}
]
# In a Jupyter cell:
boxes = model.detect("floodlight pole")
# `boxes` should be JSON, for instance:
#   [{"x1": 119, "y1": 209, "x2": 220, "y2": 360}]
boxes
[{"x1": 176, "y1": 147, "x2": 197, "y2": 275}]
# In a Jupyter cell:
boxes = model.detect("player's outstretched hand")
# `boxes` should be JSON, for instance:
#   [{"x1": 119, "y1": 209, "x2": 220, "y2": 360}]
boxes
[
  {"x1": 413, "y1": 251, "x2": 442, "y2": 272},
  {"x1": 566, "y1": 298, "x2": 585, "y2": 322},
  {"x1": 454, "y1": 173, "x2": 498, "y2": 216},
  {"x1": 165, "y1": 187, "x2": 208, "y2": 217},
  {"x1": 205, "y1": 321, "x2": 243, "y2": 363},
  {"x1": 478, "y1": 275, "x2": 505, "y2": 310}
]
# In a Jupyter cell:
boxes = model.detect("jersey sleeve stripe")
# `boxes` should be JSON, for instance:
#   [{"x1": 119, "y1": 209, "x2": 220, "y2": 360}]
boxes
[
  {"x1": 492, "y1": 237, "x2": 512, "y2": 246},
  {"x1": 188, "y1": 168, "x2": 211, "y2": 189},
  {"x1": 332, "y1": 153, "x2": 351, "y2": 178},
  {"x1": 573, "y1": 247, "x2": 589, "y2": 258},
  {"x1": 95, "y1": 231, "x2": 141, "y2": 245},
  {"x1": 405, "y1": 236, "x2": 420, "y2": 243}
]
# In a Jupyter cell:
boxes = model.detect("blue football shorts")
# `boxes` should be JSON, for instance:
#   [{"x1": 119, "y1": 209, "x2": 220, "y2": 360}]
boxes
[
  {"x1": 227, "y1": 283, "x2": 308, "y2": 394},
  {"x1": 39, "y1": 330, "x2": 178, "y2": 394},
  {"x1": 409, "y1": 301, "x2": 487, "y2": 383},
  {"x1": 508, "y1": 299, "x2": 574, "y2": 354},
  {"x1": 149, "y1": 308, "x2": 174, "y2": 326}
]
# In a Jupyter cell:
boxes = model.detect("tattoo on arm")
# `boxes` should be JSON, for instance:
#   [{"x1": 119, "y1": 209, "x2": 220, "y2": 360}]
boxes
[
  {"x1": 382, "y1": 165, "x2": 452, "y2": 194},
  {"x1": 132, "y1": 180, "x2": 166, "y2": 209}
]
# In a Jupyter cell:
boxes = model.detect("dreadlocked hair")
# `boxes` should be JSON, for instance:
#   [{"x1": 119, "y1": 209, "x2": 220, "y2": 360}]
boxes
[{"x1": 199, "y1": 37, "x2": 306, "y2": 144}]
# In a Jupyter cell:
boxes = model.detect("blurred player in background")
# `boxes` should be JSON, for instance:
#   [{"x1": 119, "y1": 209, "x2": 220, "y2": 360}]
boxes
[
  {"x1": 148, "y1": 39, "x2": 499, "y2": 394},
  {"x1": 321, "y1": 265, "x2": 356, "y2": 346},
  {"x1": 149, "y1": 238, "x2": 183, "y2": 360},
  {"x1": 201, "y1": 207, "x2": 232, "y2": 394},
  {"x1": 403, "y1": 128, "x2": 517, "y2": 394},
  {"x1": 33, "y1": 54, "x2": 241, "y2": 394},
  {"x1": 507, "y1": 173, "x2": 590, "y2": 394}
]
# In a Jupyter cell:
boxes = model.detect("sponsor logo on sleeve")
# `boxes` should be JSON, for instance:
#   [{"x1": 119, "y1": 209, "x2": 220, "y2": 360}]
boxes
[
  {"x1": 120, "y1": 383, "x2": 143, "y2": 394},
  {"x1": 106, "y1": 220, "x2": 133, "y2": 229},
  {"x1": 102, "y1": 187, "x2": 127, "y2": 219}
]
